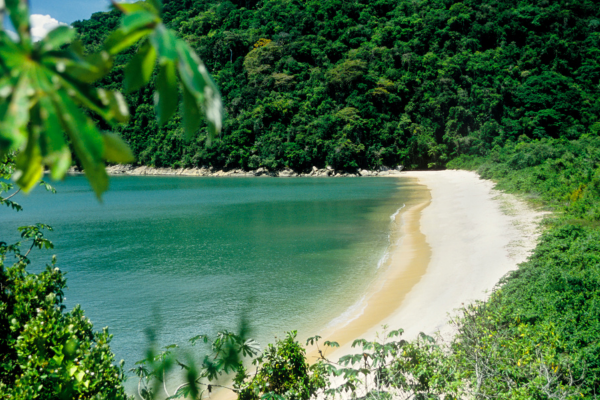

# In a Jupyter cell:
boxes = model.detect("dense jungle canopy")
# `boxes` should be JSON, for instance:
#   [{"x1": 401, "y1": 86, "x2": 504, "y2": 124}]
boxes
[{"x1": 74, "y1": 0, "x2": 600, "y2": 172}]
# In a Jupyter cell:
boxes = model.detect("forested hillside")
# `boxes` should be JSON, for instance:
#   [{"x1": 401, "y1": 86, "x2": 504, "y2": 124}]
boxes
[{"x1": 73, "y1": 0, "x2": 600, "y2": 172}]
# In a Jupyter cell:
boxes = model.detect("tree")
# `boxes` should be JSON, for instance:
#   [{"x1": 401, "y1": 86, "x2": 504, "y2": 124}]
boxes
[
  {"x1": 0, "y1": 0, "x2": 224, "y2": 398},
  {"x1": 0, "y1": 0, "x2": 222, "y2": 198}
]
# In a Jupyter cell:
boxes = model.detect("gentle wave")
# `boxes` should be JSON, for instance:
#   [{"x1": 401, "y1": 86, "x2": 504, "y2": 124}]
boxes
[
  {"x1": 389, "y1": 204, "x2": 406, "y2": 222},
  {"x1": 326, "y1": 203, "x2": 408, "y2": 329},
  {"x1": 326, "y1": 294, "x2": 368, "y2": 329}
]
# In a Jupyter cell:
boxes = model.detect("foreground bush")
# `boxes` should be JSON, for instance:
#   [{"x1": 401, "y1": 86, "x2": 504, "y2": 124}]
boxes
[{"x1": 0, "y1": 232, "x2": 129, "y2": 400}]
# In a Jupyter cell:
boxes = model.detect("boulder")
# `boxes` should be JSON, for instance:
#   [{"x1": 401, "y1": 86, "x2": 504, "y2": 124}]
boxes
[{"x1": 278, "y1": 169, "x2": 297, "y2": 177}]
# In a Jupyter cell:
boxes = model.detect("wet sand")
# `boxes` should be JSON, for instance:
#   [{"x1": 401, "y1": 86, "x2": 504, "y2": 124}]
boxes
[
  {"x1": 208, "y1": 170, "x2": 546, "y2": 400},
  {"x1": 310, "y1": 170, "x2": 545, "y2": 363}
]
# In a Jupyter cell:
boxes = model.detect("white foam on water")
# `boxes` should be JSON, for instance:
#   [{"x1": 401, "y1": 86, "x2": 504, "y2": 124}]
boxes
[
  {"x1": 389, "y1": 203, "x2": 406, "y2": 222},
  {"x1": 326, "y1": 203, "x2": 408, "y2": 329}
]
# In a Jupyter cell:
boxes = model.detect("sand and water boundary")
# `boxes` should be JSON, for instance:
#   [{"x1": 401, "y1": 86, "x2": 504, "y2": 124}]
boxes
[
  {"x1": 309, "y1": 170, "x2": 547, "y2": 363},
  {"x1": 113, "y1": 168, "x2": 545, "y2": 398}
]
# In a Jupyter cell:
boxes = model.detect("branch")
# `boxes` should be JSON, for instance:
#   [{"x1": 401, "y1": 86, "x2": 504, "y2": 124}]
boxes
[{"x1": 4, "y1": 189, "x2": 20, "y2": 201}]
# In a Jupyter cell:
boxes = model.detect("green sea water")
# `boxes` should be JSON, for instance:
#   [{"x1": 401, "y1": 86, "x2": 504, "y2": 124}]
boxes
[{"x1": 1, "y1": 175, "x2": 412, "y2": 370}]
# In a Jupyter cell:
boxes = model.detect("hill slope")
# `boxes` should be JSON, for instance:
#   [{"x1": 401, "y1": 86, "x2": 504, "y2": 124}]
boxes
[{"x1": 74, "y1": 0, "x2": 600, "y2": 171}]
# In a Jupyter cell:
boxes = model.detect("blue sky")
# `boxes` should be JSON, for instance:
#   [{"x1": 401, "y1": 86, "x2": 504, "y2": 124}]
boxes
[
  {"x1": 4, "y1": 0, "x2": 122, "y2": 41},
  {"x1": 29, "y1": 0, "x2": 112, "y2": 24}
]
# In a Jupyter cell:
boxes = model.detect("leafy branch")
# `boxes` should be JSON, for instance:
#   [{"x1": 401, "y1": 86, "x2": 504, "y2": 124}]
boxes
[{"x1": 0, "y1": 0, "x2": 222, "y2": 198}]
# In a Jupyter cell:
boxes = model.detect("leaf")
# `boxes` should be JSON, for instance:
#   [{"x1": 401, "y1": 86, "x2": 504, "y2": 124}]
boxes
[
  {"x1": 96, "y1": 89, "x2": 130, "y2": 123},
  {"x1": 0, "y1": 73, "x2": 30, "y2": 155},
  {"x1": 124, "y1": 40, "x2": 157, "y2": 93},
  {"x1": 182, "y1": 82, "x2": 201, "y2": 140},
  {"x1": 175, "y1": 40, "x2": 222, "y2": 140},
  {"x1": 75, "y1": 370, "x2": 85, "y2": 382},
  {"x1": 39, "y1": 26, "x2": 76, "y2": 52},
  {"x1": 111, "y1": 1, "x2": 158, "y2": 16},
  {"x1": 150, "y1": 25, "x2": 178, "y2": 61},
  {"x1": 41, "y1": 68, "x2": 129, "y2": 126},
  {"x1": 102, "y1": 133, "x2": 135, "y2": 163},
  {"x1": 6, "y1": 0, "x2": 31, "y2": 43},
  {"x1": 104, "y1": 28, "x2": 153, "y2": 55},
  {"x1": 59, "y1": 41, "x2": 114, "y2": 84},
  {"x1": 14, "y1": 128, "x2": 43, "y2": 193},
  {"x1": 120, "y1": 11, "x2": 158, "y2": 34},
  {"x1": 146, "y1": 0, "x2": 163, "y2": 15},
  {"x1": 262, "y1": 393, "x2": 285, "y2": 400},
  {"x1": 155, "y1": 60, "x2": 178, "y2": 125},
  {"x1": 37, "y1": 96, "x2": 71, "y2": 180},
  {"x1": 306, "y1": 335, "x2": 321, "y2": 346},
  {"x1": 51, "y1": 91, "x2": 108, "y2": 199},
  {"x1": 0, "y1": 32, "x2": 28, "y2": 69}
]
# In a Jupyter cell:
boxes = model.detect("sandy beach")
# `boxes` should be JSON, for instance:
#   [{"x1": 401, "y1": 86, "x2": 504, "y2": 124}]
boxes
[
  {"x1": 310, "y1": 170, "x2": 546, "y2": 362},
  {"x1": 199, "y1": 170, "x2": 546, "y2": 400}
]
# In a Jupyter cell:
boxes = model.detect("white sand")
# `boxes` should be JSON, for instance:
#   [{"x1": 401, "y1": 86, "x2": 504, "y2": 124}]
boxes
[{"x1": 317, "y1": 170, "x2": 546, "y2": 361}]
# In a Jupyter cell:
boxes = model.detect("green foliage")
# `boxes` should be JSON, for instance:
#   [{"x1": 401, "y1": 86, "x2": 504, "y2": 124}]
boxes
[
  {"x1": 450, "y1": 225, "x2": 599, "y2": 399},
  {"x1": 445, "y1": 137, "x2": 600, "y2": 398},
  {"x1": 239, "y1": 331, "x2": 326, "y2": 400},
  {"x1": 73, "y1": 0, "x2": 600, "y2": 172},
  {"x1": 0, "y1": 0, "x2": 221, "y2": 198},
  {"x1": 0, "y1": 228, "x2": 128, "y2": 399}
]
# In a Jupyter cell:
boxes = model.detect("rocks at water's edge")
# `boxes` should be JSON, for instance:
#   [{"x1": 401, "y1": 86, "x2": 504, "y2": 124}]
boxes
[{"x1": 75, "y1": 164, "x2": 405, "y2": 178}]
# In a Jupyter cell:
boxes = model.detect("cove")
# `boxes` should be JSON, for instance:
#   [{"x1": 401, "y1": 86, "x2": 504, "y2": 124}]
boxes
[{"x1": 0, "y1": 175, "x2": 413, "y2": 369}]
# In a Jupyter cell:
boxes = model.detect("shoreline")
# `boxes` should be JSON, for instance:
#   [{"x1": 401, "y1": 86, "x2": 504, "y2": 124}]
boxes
[
  {"x1": 305, "y1": 176, "x2": 431, "y2": 360},
  {"x1": 77, "y1": 164, "x2": 405, "y2": 178},
  {"x1": 311, "y1": 170, "x2": 546, "y2": 363}
]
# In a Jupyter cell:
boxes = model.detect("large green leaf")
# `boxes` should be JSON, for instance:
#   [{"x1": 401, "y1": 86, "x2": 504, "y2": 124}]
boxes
[
  {"x1": 41, "y1": 68, "x2": 129, "y2": 126},
  {"x1": 111, "y1": 0, "x2": 158, "y2": 16},
  {"x1": 104, "y1": 28, "x2": 153, "y2": 56},
  {"x1": 0, "y1": 72, "x2": 30, "y2": 154},
  {"x1": 155, "y1": 60, "x2": 178, "y2": 125},
  {"x1": 5, "y1": 0, "x2": 30, "y2": 44},
  {"x1": 14, "y1": 130, "x2": 42, "y2": 192},
  {"x1": 150, "y1": 25, "x2": 177, "y2": 61},
  {"x1": 0, "y1": 32, "x2": 28, "y2": 69},
  {"x1": 102, "y1": 132, "x2": 135, "y2": 163},
  {"x1": 124, "y1": 40, "x2": 157, "y2": 93},
  {"x1": 52, "y1": 91, "x2": 108, "y2": 199},
  {"x1": 176, "y1": 41, "x2": 222, "y2": 139},
  {"x1": 57, "y1": 41, "x2": 114, "y2": 84},
  {"x1": 120, "y1": 11, "x2": 158, "y2": 34},
  {"x1": 146, "y1": 0, "x2": 163, "y2": 15},
  {"x1": 182, "y1": 83, "x2": 201, "y2": 141},
  {"x1": 38, "y1": 26, "x2": 76, "y2": 52},
  {"x1": 96, "y1": 89, "x2": 130, "y2": 124},
  {"x1": 37, "y1": 96, "x2": 71, "y2": 180}
]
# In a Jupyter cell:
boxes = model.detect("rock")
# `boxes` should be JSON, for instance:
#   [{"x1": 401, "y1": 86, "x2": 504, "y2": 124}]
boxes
[
  {"x1": 278, "y1": 169, "x2": 297, "y2": 177},
  {"x1": 326, "y1": 165, "x2": 333, "y2": 171},
  {"x1": 396, "y1": 165, "x2": 404, "y2": 172},
  {"x1": 358, "y1": 169, "x2": 371, "y2": 176},
  {"x1": 379, "y1": 171, "x2": 390, "y2": 176},
  {"x1": 105, "y1": 164, "x2": 134, "y2": 174},
  {"x1": 380, "y1": 165, "x2": 390, "y2": 172}
]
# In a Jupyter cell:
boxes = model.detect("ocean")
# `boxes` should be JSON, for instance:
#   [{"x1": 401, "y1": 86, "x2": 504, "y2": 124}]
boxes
[{"x1": 1, "y1": 175, "x2": 413, "y2": 370}]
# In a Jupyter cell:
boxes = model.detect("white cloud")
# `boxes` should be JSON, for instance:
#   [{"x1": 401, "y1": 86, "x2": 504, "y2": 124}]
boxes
[{"x1": 29, "y1": 14, "x2": 68, "y2": 42}]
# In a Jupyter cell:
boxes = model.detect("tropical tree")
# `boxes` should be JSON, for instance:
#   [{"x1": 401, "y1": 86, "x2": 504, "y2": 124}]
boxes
[{"x1": 0, "y1": 0, "x2": 222, "y2": 197}]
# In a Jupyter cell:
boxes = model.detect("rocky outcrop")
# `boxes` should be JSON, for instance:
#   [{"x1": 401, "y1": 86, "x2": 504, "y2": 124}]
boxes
[{"x1": 95, "y1": 164, "x2": 405, "y2": 178}]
